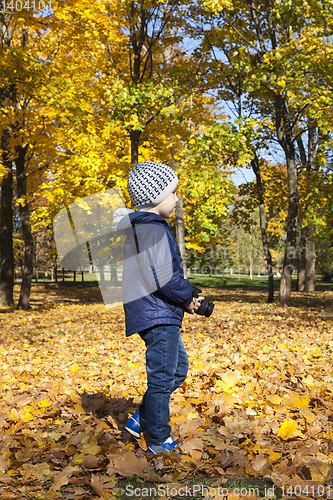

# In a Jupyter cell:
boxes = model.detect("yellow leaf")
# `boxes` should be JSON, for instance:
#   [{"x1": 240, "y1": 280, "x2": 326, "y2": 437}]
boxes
[
  {"x1": 215, "y1": 371, "x2": 239, "y2": 392},
  {"x1": 223, "y1": 393, "x2": 240, "y2": 405},
  {"x1": 69, "y1": 364, "x2": 80, "y2": 373},
  {"x1": 268, "y1": 450, "x2": 282, "y2": 463},
  {"x1": 285, "y1": 392, "x2": 310, "y2": 409},
  {"x1": 6, "y1": 422, "x2": 24, "y2": 434},
  {"x1": 266, "y1": 395, "x2": 284, "y2": 406},
  {"x1": 22, "y1": 409, "x2": 35, "y2": 422},
  {"x1": 307, "y1": 461, "x2": 331, "y2": 482},
  {"x1": 38, "y1": 399, "x2": 52, "y2": 408},
  {"x1": 71, "y1": 453, "x2": 84, "y2": 465},
  {"x1": 187, "y1": 411, "x2": 199, "y2": 420},
  {"x1": 6, "y1": 469, "x2": 18, "y2": 476},
  {"x1": 70, "y1": 393, "x2": 79, "y2": 402},
  {"x1": 277, "y1": 420, "x2": 302, "y2": 440},
  {"x1": 7, "y1": 408, "x2": 20, "y2": 420},
  {"x1": 302, "y1": 375, "x2": 316, "y2": 388},
  {"x1": 301, "y1": 409, "x2": 317, "y2": 422}
]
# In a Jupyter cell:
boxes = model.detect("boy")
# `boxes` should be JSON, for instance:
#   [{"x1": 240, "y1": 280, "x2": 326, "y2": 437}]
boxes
[{"x1": 118, "y1": 161, "x2": 203, "y2": 455}]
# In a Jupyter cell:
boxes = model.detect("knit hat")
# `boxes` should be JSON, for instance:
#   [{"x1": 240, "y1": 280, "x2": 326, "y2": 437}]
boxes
[{"x1": 127, "y1": 161, "x2": 178, "y2": 210}]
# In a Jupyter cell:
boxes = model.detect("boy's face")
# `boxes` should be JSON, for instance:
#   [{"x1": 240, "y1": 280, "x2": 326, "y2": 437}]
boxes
[{"x1": 148, "y1": 188, "x2": 178, "y2": 219}]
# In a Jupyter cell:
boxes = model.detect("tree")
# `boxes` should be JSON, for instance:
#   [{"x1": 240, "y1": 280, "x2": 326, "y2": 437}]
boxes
[
  {"x1": 100, "y1": 0, "x2": 208, "y2": 166},
  {"x1": 295, "y1": 122, "x2": 332, "y2": 292},
  {"x1": 0, "y1": 7, "x2": 60, "y2": 308},
  {"x1": 233, "y1": 161, "x2": 290, "y2": 297},
  {"x1": 0, "y1": 12, "x2": 15, "y2": 306},
  {"x1": 194, "y1": 0, "x2": 333, "y2": 305},
  {"x1": 31, "y1": 0, "x2": 224, "y2": 259},
  {"x1": 301, "y1": 162, "x2": 333, "y2": 284},
  {"x1": 178, "y1": 122, "x2": 251, "y2": 253}
]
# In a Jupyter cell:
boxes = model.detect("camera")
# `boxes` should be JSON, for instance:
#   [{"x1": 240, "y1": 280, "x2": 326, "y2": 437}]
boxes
[{"x1": 191, "y1": 286, "x2": 214, "y2": 318}]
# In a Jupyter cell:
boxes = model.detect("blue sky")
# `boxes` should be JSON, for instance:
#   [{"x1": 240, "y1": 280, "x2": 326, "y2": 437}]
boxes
[{"x1": 230, "y1": 166, "x2": 255, "y2": 187}]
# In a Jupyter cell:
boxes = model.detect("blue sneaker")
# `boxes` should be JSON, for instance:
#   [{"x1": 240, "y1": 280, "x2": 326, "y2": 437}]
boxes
[
  {"x1": 125, "y1": 412, "x2": 146, "y2": 438},
  {"x1": 148, "y1": 437, "x2": 180, "y2": 456}
]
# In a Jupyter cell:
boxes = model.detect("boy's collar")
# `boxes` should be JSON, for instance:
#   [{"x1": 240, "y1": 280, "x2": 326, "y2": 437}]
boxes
[{"x1": 129, "y1": 210, "x2": 169, "y2": 226}]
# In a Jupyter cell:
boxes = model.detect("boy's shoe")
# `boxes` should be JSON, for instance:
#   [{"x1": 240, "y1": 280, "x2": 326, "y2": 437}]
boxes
[
  {"x1": 148, "y1": 437, "x2": 180, "y2": 456},
  {"x1": 125, "y1": 413, "x2": 146, "y2": 438}
]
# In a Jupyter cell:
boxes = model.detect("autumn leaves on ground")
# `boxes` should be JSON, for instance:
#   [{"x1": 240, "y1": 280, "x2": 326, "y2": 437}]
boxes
[{"x1": 1, "y1": 284, "x2": 333, "y2": 500}]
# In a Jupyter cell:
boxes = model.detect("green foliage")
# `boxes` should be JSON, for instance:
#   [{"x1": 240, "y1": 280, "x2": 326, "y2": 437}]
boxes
[
  {"x1": 316, "y1": 233, "x2": 333, "y2": 282},
  {"x1": 178, "y1": 122, "x2": 253, "y2": 249}
]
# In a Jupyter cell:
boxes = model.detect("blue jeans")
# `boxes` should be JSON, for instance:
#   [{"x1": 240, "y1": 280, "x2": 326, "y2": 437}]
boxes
[{"x1": 138, "y1": 324, "x2": 189, "y2": 445}]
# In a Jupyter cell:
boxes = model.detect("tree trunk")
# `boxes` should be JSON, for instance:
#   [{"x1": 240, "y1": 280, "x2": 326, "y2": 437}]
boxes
[
  {"x1": 0, "y1": 3, "x2": 15, "y2": 306},
  {"x1": 274, "y1": 92, "x2": 298, "y2": 307},
  {"x1": 111, "y1": 263, "x2": 118, "y2": 283},
  {"x1": 305, "y1": 226, "x2": 316, "y2": 291},
  {"x1": 130, "y1": 129, "x2": 141, "y2": 167},
  {"x1": 297, "y1": 224, "x2": 316, "y2": 292},
  {"x1": 251, "y1": 156, "x2": 274, "y2": 303},
  {"x1": 0, "y1": 164, "x2": 14, "y2": 306},
  {"x1": 297, "y1": 223, "x2": 306, "y2": 292},
  {"x1": 16, "y1": 145, "x2": 34, "y2": 310},
  {"x1": 99, "y1": 266, "x2": 105, "y2": 284},
  {"x1": 175, "y1": 195, "x2": 187, "y2": 279},
  {"x1": 278, "y1": 152, "x2": 298, "y2": 306}
]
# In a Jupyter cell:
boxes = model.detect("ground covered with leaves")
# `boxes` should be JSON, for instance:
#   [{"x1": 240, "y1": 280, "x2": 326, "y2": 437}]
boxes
[{"x1": 1, "y1": 284, "x2": 333, "y2": 500}]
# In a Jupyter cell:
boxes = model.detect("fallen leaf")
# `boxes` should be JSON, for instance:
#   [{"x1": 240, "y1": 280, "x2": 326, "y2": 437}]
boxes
[
  {"x1": 223, "y1": 416, "x2": 254, "y2": 436},
  {"x1": 0, "y1": 458, "x2": 8, "y2": 471},
  {"x1": 91, "y1": 474, "x2": 104, "y2": 497},
  {"x1": 284, "y1": 392, "x2": 310, "y2": 409},
  {"x1": 219, "y1": 449, "x2": 234, "y2": 468},
  {"x1": 180, "y1": 438, "x2": 204, "y2": 456},
  {"x1": 82, "y1": 454, "x2": 101, "y2": 469},
  {"x1": 252, "y1": 453, "x2": 269, "y2": 472},
  {"x1": 107, "y1": 449, "x2": 161, "y2": 480},
  {"x1": 22, "y1": 463, "x2": 54, "y2": 479},
  {"x1": 277, "y1": 420, "x2": 303, "y2": 440},
  {"x1": 13, "y1": 393, "x2": 32, "y2": 407},
  {"x1": 215, "y1": 371, "x2": 239, "y2": 392}
]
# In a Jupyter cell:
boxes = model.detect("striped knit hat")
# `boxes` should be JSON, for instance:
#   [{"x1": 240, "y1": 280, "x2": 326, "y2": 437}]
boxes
[{"x1": 127, "y1": 161, "x2": 178, "y2": 210}]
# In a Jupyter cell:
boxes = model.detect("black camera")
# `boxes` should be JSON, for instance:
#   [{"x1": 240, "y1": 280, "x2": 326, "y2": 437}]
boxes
[{"x1": 191, "y1": 286, "x2": 214, "y2": 318}]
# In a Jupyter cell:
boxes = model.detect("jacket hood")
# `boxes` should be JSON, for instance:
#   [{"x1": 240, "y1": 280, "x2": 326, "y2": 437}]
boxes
[{"x1": 117, "y1": 210, "x2": 168, "y2": 231}]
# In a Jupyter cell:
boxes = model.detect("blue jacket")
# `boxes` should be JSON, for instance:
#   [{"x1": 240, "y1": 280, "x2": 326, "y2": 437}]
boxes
[{"x1": 118, "y1": 211, "x2": 193, "y2": 336}]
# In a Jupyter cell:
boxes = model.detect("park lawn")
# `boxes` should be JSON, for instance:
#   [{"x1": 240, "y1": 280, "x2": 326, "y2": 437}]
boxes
[{"x1": 0, "y1": 283, "x2": 333, "y2": 499}]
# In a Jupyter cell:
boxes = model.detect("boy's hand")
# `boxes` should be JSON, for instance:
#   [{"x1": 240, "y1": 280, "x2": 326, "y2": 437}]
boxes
[{"x1": 185, "y1": 296, "x2": 205, "y2": 314}]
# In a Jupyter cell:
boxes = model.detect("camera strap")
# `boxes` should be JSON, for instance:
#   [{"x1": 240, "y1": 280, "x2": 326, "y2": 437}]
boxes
[{"x1": 128, "y1": 221, "x2": 161, "y2": 293}]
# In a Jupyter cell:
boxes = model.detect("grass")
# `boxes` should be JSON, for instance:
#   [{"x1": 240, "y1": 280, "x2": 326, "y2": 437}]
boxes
[
  {"x1": 188, "y1": 274, "x2": 281, "y2": 289},
  {"x1": 15, "y1": 273, "x2": 333, "y2": 293},
  {"x1": 189, "y1": 273, "x2": 333, "y2": 291}
]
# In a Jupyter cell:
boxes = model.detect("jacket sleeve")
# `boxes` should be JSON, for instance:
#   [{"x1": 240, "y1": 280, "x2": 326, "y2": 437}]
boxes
[
  {"x1": 156, "y1": 265, "x2": 193, "y2": 305},
  {"x1": 155, "y1": 235, "x2": 193, "y2": 305}
]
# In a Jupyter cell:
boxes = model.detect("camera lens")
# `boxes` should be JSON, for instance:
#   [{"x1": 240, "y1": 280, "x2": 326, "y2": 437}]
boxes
[{"x1": 196, "y1": 298, "x2": 214, "y2": 318}]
